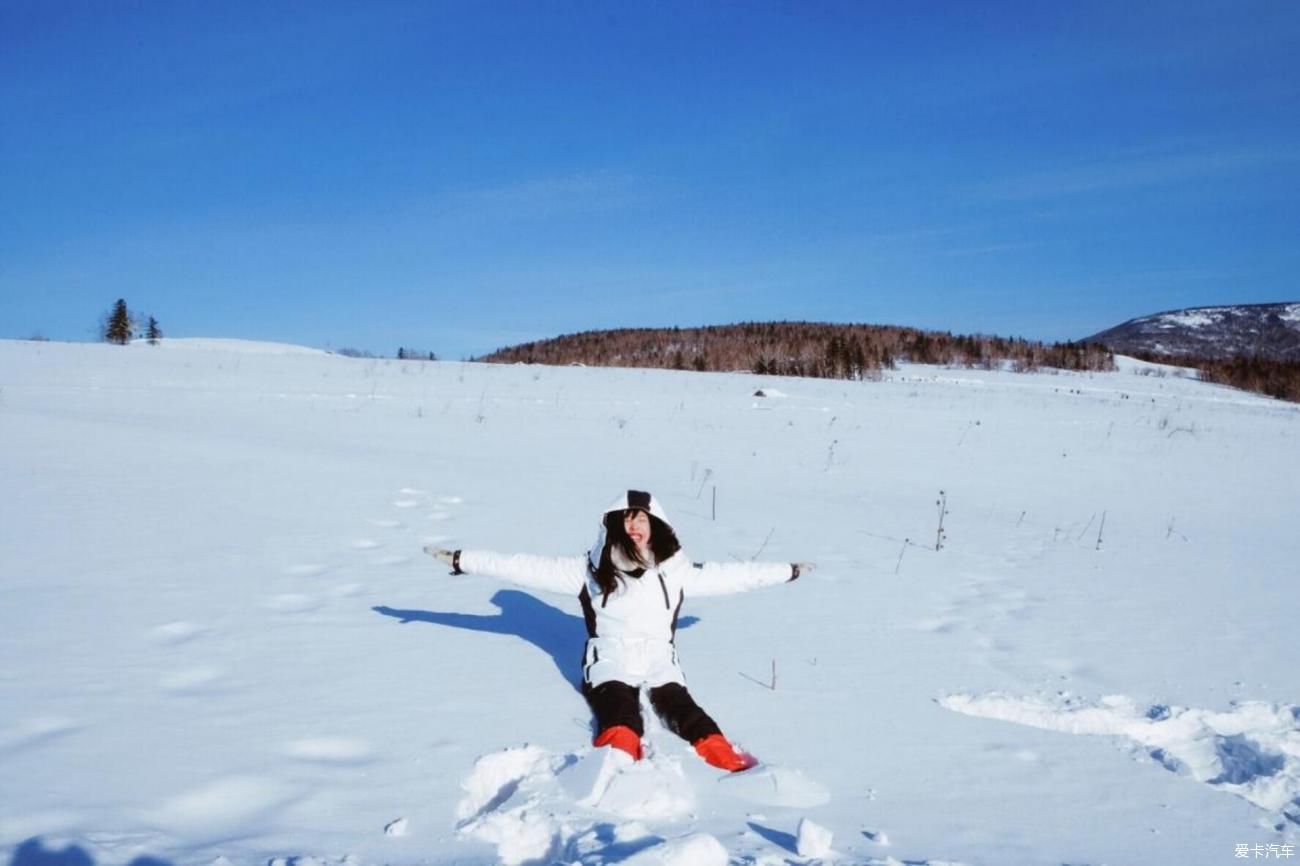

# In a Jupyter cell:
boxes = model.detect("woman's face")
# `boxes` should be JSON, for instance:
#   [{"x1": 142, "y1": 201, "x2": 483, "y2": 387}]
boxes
[{"x1": 624, "y1": 509, "x2": 652, "y2": 550}]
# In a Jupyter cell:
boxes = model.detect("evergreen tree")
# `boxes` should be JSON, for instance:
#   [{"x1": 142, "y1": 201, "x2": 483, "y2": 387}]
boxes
[
  {"x1": 146, "y1": 316, "x2": 162, "y2": 345},
  {"x1": 105, "y1": 299, "x2": 132, "y2": 345}
]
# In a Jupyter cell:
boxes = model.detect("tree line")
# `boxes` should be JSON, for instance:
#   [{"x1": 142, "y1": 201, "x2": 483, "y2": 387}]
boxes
[
  {"x1": 93, "y1": 301, "x2": 443, "y2": 361},
  {"x1": 1130, "y1": 350, "x2": 1300, "y2": 403},
  {"x1": 476, "y1": 321, "x2": 1116, "y2": 379},
  {"x1": 100, "y1": 299, "x2": 162, "y2": 345}
]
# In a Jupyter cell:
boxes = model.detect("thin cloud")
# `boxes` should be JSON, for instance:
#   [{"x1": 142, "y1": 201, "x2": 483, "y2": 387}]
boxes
[
  {"x1": 939, "y1": 241, "x2": 1037, "y2": 258},
  {"x1": 438, "y1": 171, "x2": 666, "y2": 223},
  {"x1": 979, "y1": 145, "x2": 1297, "y2": 202}
]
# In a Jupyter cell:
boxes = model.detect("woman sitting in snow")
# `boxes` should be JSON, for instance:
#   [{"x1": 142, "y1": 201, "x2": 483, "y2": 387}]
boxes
[{"x1": 425, "y1": 489, "x2": 813, "y2": 772}]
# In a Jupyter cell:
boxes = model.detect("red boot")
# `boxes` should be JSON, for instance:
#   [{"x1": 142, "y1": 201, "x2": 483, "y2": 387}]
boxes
[
  {"x1": 593, "y1": 725, "x2": 643, "y2": 761},
  {"x1": 693, "y1": 733, "x2": 757, "y2": 772}
]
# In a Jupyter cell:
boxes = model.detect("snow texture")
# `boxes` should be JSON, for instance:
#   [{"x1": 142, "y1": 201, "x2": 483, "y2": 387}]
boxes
[
  {"x1": 940, "y1": 693, "x2": 1300, "y2": 818},
  {"x1": 1158, "y1": 309, "x2": 1224, "y2": 328},
  {"x1": 2, "y1": 337, "x2": 1299, "y2": 865},
  {"x1": 795, "y1": 817, "x2": 833, "y2": 858}
]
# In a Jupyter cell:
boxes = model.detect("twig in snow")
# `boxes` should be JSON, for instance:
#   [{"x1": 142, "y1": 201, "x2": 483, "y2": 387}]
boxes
[
  {"x1": 935, "y1": 491, "x2": 948, "y2": 551},
  {"x1": 1077, "y1": 513, "x2": 1096, "y2": 542},
  {"x1": 695, "y1": 468, "x2": 713, "y2": 499},
  {"x1": 956, "y1": 420, "x2": 980, "y2": 447},
  {"x1": 824, "y1": 439, "x2": 838, "y2": 472},
  {"x1": 739, "y1": 666, "x2": 777, "y2": 691}
]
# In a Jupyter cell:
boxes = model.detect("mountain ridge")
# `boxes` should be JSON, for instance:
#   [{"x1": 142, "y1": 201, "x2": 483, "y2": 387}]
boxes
[{"x1": 1086, "y1": 302, "x2": 1300, "y2": 361}]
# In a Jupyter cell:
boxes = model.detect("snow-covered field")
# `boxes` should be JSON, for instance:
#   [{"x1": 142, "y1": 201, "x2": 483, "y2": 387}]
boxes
[{"x1": 2, "y1": 338, "x2": 1298, "y2": 866}]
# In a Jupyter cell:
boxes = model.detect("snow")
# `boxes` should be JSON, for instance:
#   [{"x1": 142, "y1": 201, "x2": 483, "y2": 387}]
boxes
[
  {"x1": 2, "y1": 337, "x2": 1299, "y2": 865},
  {"x1": 940, "y1": 694, "x2": 1300, "y2": 815},
  {"x1": 1112, "y1": 354, "x2": 1199, "y2": 378},
  {"x1": 1281, "y1": 304, "x2": 1300, "y2": 324},
  {"x1": 1155, "y1": 308, "x2": 1226, "y2": 329},
  {"x1": 795, "y1": 818, "x2": 833, "y2": 858},
  {"x1": 144, "y1": 337, "x2": 334, "y2": 356}
]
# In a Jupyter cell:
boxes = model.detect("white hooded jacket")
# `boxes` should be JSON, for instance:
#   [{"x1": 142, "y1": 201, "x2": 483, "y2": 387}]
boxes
[{"x1": 454, "y1": 491, "x2": 796, "y2": 688}]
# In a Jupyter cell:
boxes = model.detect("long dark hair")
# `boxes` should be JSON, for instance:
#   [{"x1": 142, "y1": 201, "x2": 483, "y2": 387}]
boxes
[{"x1": 591, "y1": 508, "x2": 682, "y2": 598}]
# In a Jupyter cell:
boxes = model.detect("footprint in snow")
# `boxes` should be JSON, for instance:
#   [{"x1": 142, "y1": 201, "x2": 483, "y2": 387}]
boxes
[
  {"x1": 149, "y1": 621, "x2": 210, "y2": 646},
  {"x1": 0, "y1": 717, "x2": 80, "y2": 755},
  {"x1": 911, "y1": 616, "x2": 962, "y2": 634},
  {"x1": 160, "y1": 667, "x2": 225, "y2": 694},
  {"x1": 375, "y1": 554, "x2": 411, "y2": 566},
  {"x1": 146, "y1": 776, "x2": 301, "y2": 839},
  {"x1": 350, "y1": 538, "x2": 382, "y2": 550},
  {"x1": 919, "y1": 576, "x2": 1041, "y2": 649},
  {"x1": 427, "y1": 511, "x2": 453, "y2": 522},
  {"x1": 285, "y1": 737, "x2": 374, "y2": 765},
  {"x1": 393, "y1": 499, "x2": 421, "y2": 509},
  {"x1": 283, "y1": 563, "x2": 329, "y2": 577},
  {"x1": 265, "y1": 593, "x2": 323, "y2": 614},
  {"x1": 330, "y1": 583, "x2": 365, "y2": 598},
  {"x1": 367, "y1": 518, "x2": 404, "y2": 529}
]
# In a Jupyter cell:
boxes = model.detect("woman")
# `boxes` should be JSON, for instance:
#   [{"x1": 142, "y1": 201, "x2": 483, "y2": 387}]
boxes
[{"x1": 425, "y1": 489, "x2": 812, "y2": 772}]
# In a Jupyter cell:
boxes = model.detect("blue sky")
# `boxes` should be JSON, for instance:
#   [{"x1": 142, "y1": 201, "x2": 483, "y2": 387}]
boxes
[{"x1": 3, "y1": 1, "x2": 1298, "y2": 358}]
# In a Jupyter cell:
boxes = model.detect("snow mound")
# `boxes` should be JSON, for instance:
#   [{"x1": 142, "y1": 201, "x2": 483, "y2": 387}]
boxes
[
  {"x1": 558, "y1": 745, "x2": 695, "y2": 819},
  {"x1": 941, "y1": 692, "x2": 1300, "y2": 820},
  {"x1": 142, "y1": 337, "x2": 332, "y2": 355},
  {"x1": 455, "y1": 744, "x2": 554, "y2": 824},
  {"x1": 454, "y1": 745, "x2": 830, "y2": 864},
  {"x1": 621, "y1": 832, "x2": 728, "y2": 865},
  {"x1": 455, "y1": 744, "x2": 696, "y2": 864},
  {"x1": 796, "y1": 817, "x2": 834, "y2": 858},
  {"x1": 717, "y1": 763, "x2": 831, "y2": 808}
]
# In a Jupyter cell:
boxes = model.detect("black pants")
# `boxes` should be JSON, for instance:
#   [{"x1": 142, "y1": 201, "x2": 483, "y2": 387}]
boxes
[{"x1": 584, "y1": 680, "x2": 722, "y2": 745}]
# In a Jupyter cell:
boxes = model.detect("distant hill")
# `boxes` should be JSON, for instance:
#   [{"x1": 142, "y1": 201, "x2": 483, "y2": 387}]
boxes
[
  {"x1": 476, "y1": 321, "x2": 1114, "y2": 380},
  {"x1": 1086, "y1": 303, "x2": 1300, "y2": 362}
]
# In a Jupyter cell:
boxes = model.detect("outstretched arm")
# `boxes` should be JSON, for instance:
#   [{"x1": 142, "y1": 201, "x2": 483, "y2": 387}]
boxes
[
  {"x1": 670, "y1": 552, "x2": 814, "y2": 597},
  {"x1": 424, "y1": 546, "x2": 588, "y2": 596}
]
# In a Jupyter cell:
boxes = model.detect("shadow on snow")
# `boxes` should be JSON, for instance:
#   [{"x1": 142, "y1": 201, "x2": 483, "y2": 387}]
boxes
[
  {"x1": 8, "y1": 838, "x2": 170, "y2": 866},
  {"x1": 373, "y1": 588, "x2": 701, "y2": 695}
]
